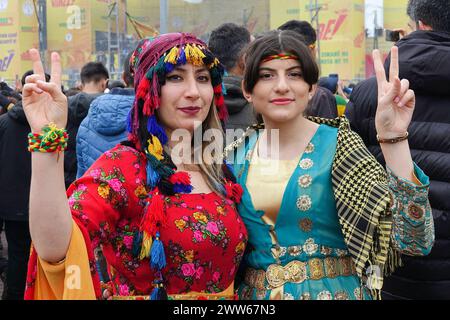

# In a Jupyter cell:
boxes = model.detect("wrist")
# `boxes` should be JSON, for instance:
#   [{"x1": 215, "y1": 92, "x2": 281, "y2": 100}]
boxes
[
  {"x1": 28, "y1": 123, "x2": 68, "y2": 154},
  {"x1": 376, "y1": 131, "x2": 408, "y2": 144}
]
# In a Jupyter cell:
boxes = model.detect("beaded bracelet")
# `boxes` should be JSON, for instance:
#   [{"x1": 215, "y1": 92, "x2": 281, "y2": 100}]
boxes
[{"x1": 28, "y1": 123, "x2": 68, "y2": 153}]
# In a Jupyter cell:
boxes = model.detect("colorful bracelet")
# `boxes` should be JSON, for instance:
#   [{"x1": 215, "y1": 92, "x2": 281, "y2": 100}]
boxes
[{"x1": 28, "y1": 123, "x2": 68, "y2": 153}]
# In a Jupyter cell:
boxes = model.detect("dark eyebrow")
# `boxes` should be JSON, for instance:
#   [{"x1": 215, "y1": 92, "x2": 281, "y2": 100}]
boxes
[
  {"x1": 170, "y1": 65, "x2": 209, "y2": 73},
  {"x1": 259, "y1": 66, "x2": 302, "y2": 72}
]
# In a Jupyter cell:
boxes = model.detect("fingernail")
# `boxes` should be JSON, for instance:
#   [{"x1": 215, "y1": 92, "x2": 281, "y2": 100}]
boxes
[
  {"x1": 394, "y1": 97, "x2": 400, "y2": 103},
  {"x1": 398, "y1": 102, "x2": 404, "y2": 107}
]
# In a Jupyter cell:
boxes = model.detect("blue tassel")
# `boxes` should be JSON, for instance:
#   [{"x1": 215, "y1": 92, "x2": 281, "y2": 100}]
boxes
[
  {"x1": 178, "y1": 49, "x2": 187, "y2": 65},
  {"x1": 146, "y1": 162, "x2": 161, "y2": 188},
  {"x1": 150, "y1": 279, "x2": 168, "y2": 300},
  {"x1": 225, "y1": 162, "x2": 234, "y2": 173},
  {"x1": 147, "y1": 115, "x2": 168, "y2": 145},
  {"x1": 164, "y1": 62, "x2": 175, "y2": 73},
  {"x1": 132, "y1": 231, "x2": 143, "y2": 258},
  {"x1": 173, "y1": 183, "x2": 193, "y2": 194},
  {"x1": 150, "y1": 232, "x2": 166, "y2": 270},
  {"x1": 150, "y1": 286, "x2": 160, "y2": 300},
  {"x1": 126, "y1": 108, "x2": 133, "y2": 133},
  {"x1": 95, "y1": 260, "x2": 104, "y2": 282}
]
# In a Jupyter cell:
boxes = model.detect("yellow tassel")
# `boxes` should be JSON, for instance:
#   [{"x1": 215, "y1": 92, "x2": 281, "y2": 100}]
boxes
[
  {"x1": 208, "y1": 58, "x2": 220, "y2": 69},
  {"x1": 184, "y1": 44, "x2": 193, "y2": 63},
  {"x1": 191, "y1": 44, "x2": 206, "y2": 66},
  {"x1": 184, "y1": 44, "x2": 204, "y2": 66},
  {"x1": 147, "y1": 135, "x2": 164, "y2": 161},
  {"x1": 139, "y1": 232, "x2": 153, "y2": 260},
  {"x1": 40, "y1": 122, "x2": 60, "y2": 147},
  {"x1": 164, "y1": 46, "x2": 179, "y2": 64}
]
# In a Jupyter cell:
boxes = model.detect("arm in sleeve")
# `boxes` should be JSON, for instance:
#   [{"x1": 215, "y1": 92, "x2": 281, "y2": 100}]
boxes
[
  {"x1": 25, "y1": 145, "x2": 147, "y2": 299},
  {"x1": 388, "y1": 163, "x2": 435, "y2": 256}
]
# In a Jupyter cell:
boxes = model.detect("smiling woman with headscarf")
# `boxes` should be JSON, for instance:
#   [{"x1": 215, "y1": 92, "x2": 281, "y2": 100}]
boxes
[{"x1": 22, "y1": 33, "x2": 247, "y2": 300}]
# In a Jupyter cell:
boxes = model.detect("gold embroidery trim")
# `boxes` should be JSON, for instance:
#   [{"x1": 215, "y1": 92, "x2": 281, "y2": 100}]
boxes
[{"x1": 245, "y1": 256, "x2": 356, "y2": 290}]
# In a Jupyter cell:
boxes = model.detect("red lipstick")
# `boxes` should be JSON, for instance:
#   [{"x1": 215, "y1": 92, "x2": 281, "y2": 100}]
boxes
[
  {"x1": 270, "y1": 98, "x2": 294, "y2": 106},
  {"x1": 178, "y1": 106, "x2": 201, "y2": 115}
]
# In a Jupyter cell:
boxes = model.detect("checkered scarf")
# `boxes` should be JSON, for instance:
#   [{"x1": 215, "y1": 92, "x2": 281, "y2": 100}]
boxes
[{"x1": 308, "y1": 116, "x2": 401, "y2": 299}]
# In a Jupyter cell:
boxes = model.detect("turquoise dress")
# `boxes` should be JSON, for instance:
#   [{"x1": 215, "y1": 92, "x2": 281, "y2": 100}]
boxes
[{"x1": 231, "y1": 124, "x2": 433, "y2": 300}]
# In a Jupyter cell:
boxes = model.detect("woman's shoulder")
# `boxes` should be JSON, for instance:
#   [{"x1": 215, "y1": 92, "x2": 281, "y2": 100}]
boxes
[
  {"x1": 224, "y1": 124, "x2": 261, "y2": 161},
  {"x1": 82, "y1": 143, "x2": 147, "y2": 181},
  {"x1": 100, "y1": 143, "x2": 146, "y2": 162}
]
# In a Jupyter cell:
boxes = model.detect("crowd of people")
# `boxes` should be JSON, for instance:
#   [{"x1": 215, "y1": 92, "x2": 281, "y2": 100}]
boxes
[{"x1": 0, "y1": 0, "x2": 448, "y2": 300}]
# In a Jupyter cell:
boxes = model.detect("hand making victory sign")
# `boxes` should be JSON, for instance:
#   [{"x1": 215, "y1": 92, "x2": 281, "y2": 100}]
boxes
[
  {"x1": 22, "y1": 49, "x2": 67, "y2": 133},
  {"x1": 373, "y1": 46, "x2": 415, "y2": 139},
  {"x1": 372, "y1": 46, "x2": 418, "y2": 183}
]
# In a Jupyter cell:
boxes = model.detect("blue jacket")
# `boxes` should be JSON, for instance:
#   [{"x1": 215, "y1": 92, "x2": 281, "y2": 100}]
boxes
[{"x1": 76, "y1": 88, "x2": 135, "y2": 178}]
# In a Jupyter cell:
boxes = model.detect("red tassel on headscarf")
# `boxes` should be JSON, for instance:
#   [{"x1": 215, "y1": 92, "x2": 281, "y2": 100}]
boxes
[
  {"x1": 217, "y1": 100, "x2": 228, "y2": 121},
  {"x1": 224, "y1": 180, "x2": 243, "y2": 203},
  {"x1": 169, "y1": 171, "x2": 191, "y2": 185},
  {"x1": 232, "y1": 183, "x2": 243, "y2": 203},
  {"x1": 213, "y1": 84, "x2": 222, "y2": 95},
  {"x1": 137, "y1": 77, "x2": 150, "y2": 100},
  {"x1": 140, "y1": 188, "x2": 166, "y2": 237},
  {"x1": 143, "y1": 94, "x2": 153, "y2": 116}
]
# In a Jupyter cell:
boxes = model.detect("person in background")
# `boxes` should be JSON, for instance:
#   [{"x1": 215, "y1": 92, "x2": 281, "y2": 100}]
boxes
[
  {"x1": 76, "y1": 52, "x2": 135, "y2": 178},
  {"x1": 208, "y1": 23, "x2": 256, "y2": 131},
  {"x1": 278, "y1": 20, "x2": 338, "y2": 119},
  {"x1": 345, "y1": 0, "x2": 450, "y2": 299},
  {"x1": 318, "y1": 75, "x2": 348, "y2": 117},
  {"x1": 65, "y1": 62, "x2": 109, "y2": 188}
]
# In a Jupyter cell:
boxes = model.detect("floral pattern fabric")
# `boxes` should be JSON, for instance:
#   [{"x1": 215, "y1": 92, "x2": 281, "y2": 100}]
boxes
[{"x1": 25, "y1": 145, "x2": 247, "y2": 298}]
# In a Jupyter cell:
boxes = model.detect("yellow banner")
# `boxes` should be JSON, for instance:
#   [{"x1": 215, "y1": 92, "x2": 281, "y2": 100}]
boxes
[
  {"x1": 46, "y1": 0, "x2": 93, "y2": 86},
  {"x1": 301, "y1": 0, "x2": 365, "y2": 82},
  {"x1": 269, "y1": 0, "x2": 301, "y2": 29},
  {"x1": 0, "y1": 0, "x2": 38, "y2": 84},
  {"x1": 269, "y1": 0, "x2": 365, "y2": 82},
  {"x1": 384, "y1": 0, "x2": 409, "y2": 31}
]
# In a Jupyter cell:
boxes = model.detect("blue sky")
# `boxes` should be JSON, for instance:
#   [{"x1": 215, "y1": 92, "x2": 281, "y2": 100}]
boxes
[{"x1": 365, "y1": 0, "x2": 383, "y2": 35}]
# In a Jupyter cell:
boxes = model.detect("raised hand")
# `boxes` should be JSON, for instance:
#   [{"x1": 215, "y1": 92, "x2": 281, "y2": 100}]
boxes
[
  {"x1": 22, "y1": 49, "x2": 67, "y2": 133},
  {"x1": 373, "y1": 46, "x2": 415, "y2": 138}
]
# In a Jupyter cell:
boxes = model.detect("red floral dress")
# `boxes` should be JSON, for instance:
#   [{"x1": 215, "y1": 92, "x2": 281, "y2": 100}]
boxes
[{"x1": 25, "y1": 145, "x2": 248, "y2": 299}]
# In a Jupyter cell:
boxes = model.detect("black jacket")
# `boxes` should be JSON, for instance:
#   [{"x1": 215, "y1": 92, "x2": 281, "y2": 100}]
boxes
[
  {"x1": 65, "y1": 92, "x2": 102, "y2": 189},
  {"x1": 306, "y1": 86, "x2": 338, "y2": 119},
  {"x1": 0, "y1": 102, "x2": 31, "y2": 221},
  {"x1": 346, "y1": 30, "x2": 450, "y2": 299},
  {"x1": 223, "y1": 75, "x2": 256, "y2": 131}
]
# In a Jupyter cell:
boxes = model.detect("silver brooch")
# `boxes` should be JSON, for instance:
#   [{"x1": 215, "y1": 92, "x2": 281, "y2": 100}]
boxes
[
  {"x1": 299, "y1": 218, "x2": 313, "y2": 232},
  {"x1": 335, "y1": 291, "x2": 349, "y2": 300},
  {"x1": 284, "y1": 293, "x2": 295, "y2": 300},
  {"x1": 354, "y1": 287, "x2": 363, "y2": 300},
  {"x1": 298, "y1": 174, "x2": 312, "y2": 188},
  {"x1": 335, "y1": 249, "x2": 349, "y2": 257},
  {"x1": 303, "y1": 238, "x2": 318, "y2": 255},
  {"x1": 296, "y1": 195, "x2": 312, "y2": 211},
  {"x1": 299, "y1": 158, "x2": 314, "y2": 170},
  {"x1": 320, "y1": 246, "x2": 333, "y2": 256},
  {"x1": 305, "y1": 143, "x2": 315, "y2": 154},
  {"x1": 317, "y1": 290, "x2": 333, "y2": 300},
  {"x1": 300, "y1": 293, "x2": 311, "y2": 300},
  {"x1": 287, "y1": 245, "x2": 302, "y2": 257}
]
